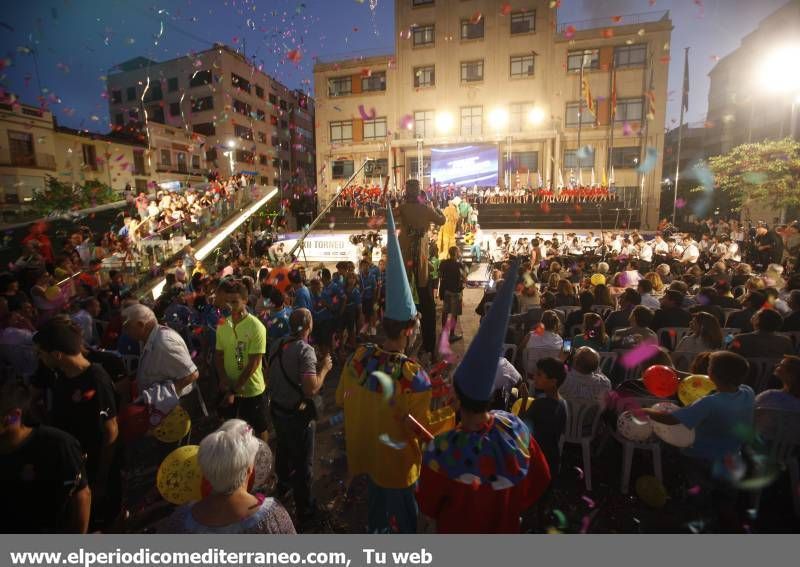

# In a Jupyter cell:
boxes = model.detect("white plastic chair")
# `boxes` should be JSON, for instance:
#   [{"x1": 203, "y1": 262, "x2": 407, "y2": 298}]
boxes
[
  {"x1": 610, "y1": 396, "x2": 664, "y2": 494},
  {"x1": 747, "y1": 358, "x2": 781, "y2": 393},
  {"x1": 561, "y1": 306, "x2": 582, "y2": 318},
  {"x1": 753, "y1": 408, "x2": 800, "y2": 517},
  {"x1": 657, "y1": 327, "x2": 690, "y2": 351},
  {"x1": 597, "y1": 351, "x2": 618, "y2": 377},
  {"x1": 671, "y1": 351, "x2": 702, "y2": 373},
  {"x1": 523, "y1": 347, "x2": 562, "y2": 377},
  {"x1": 559, "y1": 399, "x2": 604, "y2": 491}
]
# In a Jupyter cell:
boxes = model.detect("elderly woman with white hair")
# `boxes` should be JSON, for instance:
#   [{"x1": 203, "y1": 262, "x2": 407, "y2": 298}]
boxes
[{"x1": 158, "y1": 419, "x2": 296, "y2": 533}]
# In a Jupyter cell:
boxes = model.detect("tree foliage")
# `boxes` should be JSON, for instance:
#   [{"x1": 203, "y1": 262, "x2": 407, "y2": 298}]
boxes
[
  {"x1": 705, "y1": 138, "x2": 800, "y2": 210},
  {"x1": 30, "y1": 176, "x2": 118, "y2": 216}
]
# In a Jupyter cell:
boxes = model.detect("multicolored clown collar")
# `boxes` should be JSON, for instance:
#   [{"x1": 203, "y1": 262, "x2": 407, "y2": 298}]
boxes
[{"x1": 423, "y1": 410, "x2": 531, "y2": 490}]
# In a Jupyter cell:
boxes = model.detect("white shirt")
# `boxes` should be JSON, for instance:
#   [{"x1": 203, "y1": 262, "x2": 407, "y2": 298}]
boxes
[
  {"x1": 640, "y1": 293, "x2": 661, "y2": 310},
  {"x1": 681, "y1": 243, "x2": 700, "y2": 263},
  {"x1": 653, "y1": 239, "x2": 669, "y2": 254},
  {"x1": 725, "y1": 242, "x2": 741, "y2": 262},
  {"x1": 492, "y1": 357, "x2": 522, "y2": 395},
  {"x1": 137, "y1": 325, "x2": 197, "y2": 396},
  {"x1": 639, "y1": 243, "x2": 653, "y2": 262}
]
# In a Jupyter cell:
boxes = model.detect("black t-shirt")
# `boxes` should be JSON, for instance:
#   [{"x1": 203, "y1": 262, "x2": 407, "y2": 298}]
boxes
[
  {"x1": 50, "y1": 363, "x2": 117, "y2": 480},
  {"x1": 438, "y1": 259, "x2": 465, "y2": 294},
  {"x1": 520, "y1": 397, "x2": 567, "y2": 476},
  {"x1": 0, "y1": 426, "x2": 88, "y2": 533},
  {"x1": 757, "y1": 230, "x2": 783, "y2": 263}
]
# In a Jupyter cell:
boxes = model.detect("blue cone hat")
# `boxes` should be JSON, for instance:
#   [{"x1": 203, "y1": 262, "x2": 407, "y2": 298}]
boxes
[
  {"x1": 384, "y1": 205, "x2": 418, "y2": 322},
  {"x1": 454, "y1": 258, "x2": 520, "y2": 402}
]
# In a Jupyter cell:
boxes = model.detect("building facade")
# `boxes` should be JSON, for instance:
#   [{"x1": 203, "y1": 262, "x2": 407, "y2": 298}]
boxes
[
  {"x1": 106, "y1": 44, "x2": 315, "y2": 190},
  {"x1": 314, "y1": 0, "x2": 672, "y2": 229},
  {"x1": 704, "y1": 1, "x2": 800, "y2": 158}
]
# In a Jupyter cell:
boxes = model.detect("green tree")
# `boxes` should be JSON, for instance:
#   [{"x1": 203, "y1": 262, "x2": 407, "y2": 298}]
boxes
[
  {"x1": 30, "y1": 176, "x2": 118, "y2": 216},
  {"x1": 705, "y1": 138, "x2": 800, "y2": 210}
]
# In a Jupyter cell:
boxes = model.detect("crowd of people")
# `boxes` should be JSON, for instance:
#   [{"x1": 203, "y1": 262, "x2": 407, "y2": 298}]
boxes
[{"x1": 1, "y1": 176, "x2": 799, "y2": 535}]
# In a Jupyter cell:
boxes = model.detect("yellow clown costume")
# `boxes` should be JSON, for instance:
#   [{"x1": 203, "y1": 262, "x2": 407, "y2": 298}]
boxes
[{"x1": 336, "y1": 204, "x2": 432, "y2": 533}]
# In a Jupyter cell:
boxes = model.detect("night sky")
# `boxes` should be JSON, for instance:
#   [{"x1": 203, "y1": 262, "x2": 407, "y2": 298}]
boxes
[{"x1": 0, "y1": 0, "x2": 789, "y2": 133}]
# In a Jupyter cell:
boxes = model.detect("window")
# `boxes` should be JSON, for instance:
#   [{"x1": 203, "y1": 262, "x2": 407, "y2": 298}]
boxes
[
  {"x1": 362, "y1": 71, "x2": 386, "y2": 92},
  {"x1": 270, "y1": 114, "x2": 278, "y2": 126},
  {"x1": 231, "y1": 73, "x2": 251, "y2": 93},
  {"x1": 160, "y1": 149, "x2": 171, "y2": 166},
  {"x1": 461, "y1": 60, "x2": 484, "y2": 83},
  {"x1": 169, "y1": 102, "x2": 181, "y2": 116},
  {"x1": 508, "y1": 151, "x2": 539, "y2": 172},
  {"x1": 407, "y1": 156, "x2": 431, "y2": 178},
  {"x1": 282, "y1": 159, "x2": 289, "y2": 169},
  {"x1": 614, "y1": 44, "x2": 647, "y2": 68},
  {"x1": 272, "y1": 136, "x2": 280, "y2": 148},
  {"x1": 363, "y1": 118, "x2": 387, "y2": 140},
  {"x1": 167, "y1": 77, "x2": 179, "y2": 92},
  {"x1": 110, "y1": 89, "x2": 122, "y2": 103},
  {"x1": 128, "y1": 108, "x2": 139, "y2": 121},
  {"x1": 269, "y1": 93, "x2": 277, "y2": 104},
  {"x1": 614, "y1": 97, "x2": 644, "y2": 122},
  {"x1": 413, "y1": 24, "x2": 435, "y2": 47},
  {"x1": 280, "y1": 100, "x2": 287, "y2": 111},
  {"x1": 260, "y1": 176, "x2": 269, "y2": 185},
  {"x1": 8, "y1": 131, "x2": 34, "y2": 166},
  {"x1": 460, "y1": 106, "x2": 482, "y2": 136},
  {"x1": 510, "y1": 55, "x2": 535, "y2": 78},
  {"x1": 412, "y1": 0, "x2": 434, "y2": 5},
  {"x1": 192, "y1": 122, "x2": 216, "y2": 136},
  {"x1": 235, "y1": 150, "x2": 254, "y2": 163},
  {"x1": 177, "y1": 152, "x2": 187, "y2": 173},
  {"x1": 191, "y1": 96, "x2": 213, "y2": 112},
  {"x1": 234, "y1": 124, "x2": 254, "y2": 140},
  {"x1": 189, "y1": 69, "x2": 212, "y2": 87},
  {"x1": 259, "y1": 154, "x2": 268, "y2": 165},
  {"x1": 565, "y1": 101, "x2": 597, "y2": 127},
  {"x1": 133, "y1": 150, "x2": 146, "y2": 175},
  {"x1": 126, "y1": 86, "x2": 136, "y2": 101},
  {"x1": 256, "y1": 109, "x2": 266, "y2": 121},
  {"x1": 509, "y1": 102, "x2": 534, "y2": 133},
  {"x1": 414, "y1": 65, "x2": 435, "y2": 88},
  {"x1": 414, "y1": 110, "x2": 434, "y2": 138},
  {"x1": 114, "y1": 113, "x2": 124, "y2": 126},
  {"x1": 232, "y1": 99, "x2": 251, "y2": 116},
  {"x1": 460, "y1": 18, "x2": 484, "y2": 40},
  {"x1": 255, "y1": 85, "x2": 265, "y2": 99},
  {"x1": 511, "y1": 10, "x2": 535, "y2": 34},
  {"x1": 365, "y1": 158, "x2": 388, "y2": 176},
  {"x1": 610, "y1": 147, "x2": 641, "y2": 168},
  {"x1": 142, "y1": 83, "x2": 162, "y2": 102},
  {"x1": 330, "y1": 120, "x2": 353, "y2": 143},
  {"x1": 280, "y1": 119, "x2": 288, "y2": 129},
  {"x1": 191, "y1": 154, "x2": 200, "y2": 169},
  {"x1": 564, "y1": 147, "x2": 595, "y2": 169},
  {"x1": 81, "y1": 144, "x2": 98, "y2": 171},
  {"x1": 567, "y1": 49, "x2": 600, "y2": 72},
  {"x1": 258, "y1": 132, "x2": 267, "y2": 144},
  {"x1": 149, "y1": 106, "x2": 165, "y2": 124},
  {"x1": 332, "y1": 160, "x2": 355, "y2": 179},
  {"x1": 206, "y1": 148, "x2": 217, "y2": 162},
  {"x1": 328, "y1": 76, "x2": 352, "y2": 97},
  {"x1": 272, "y1": 158, "x2": 281, "y2": 168}
]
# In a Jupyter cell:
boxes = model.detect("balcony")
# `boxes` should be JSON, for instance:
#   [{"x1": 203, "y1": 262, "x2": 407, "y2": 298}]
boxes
[
  {"x1": 557, "y1": 10, "x2": 670, "y2": 33},
  {"x1": 0, "y1": 152, "x2": 56, "y2": 170}
]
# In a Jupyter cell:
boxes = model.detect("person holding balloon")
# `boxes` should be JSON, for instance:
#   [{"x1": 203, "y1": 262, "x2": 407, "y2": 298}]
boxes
[{"x1": 643, "y1": 351, "x2": 754, "y2": 531}]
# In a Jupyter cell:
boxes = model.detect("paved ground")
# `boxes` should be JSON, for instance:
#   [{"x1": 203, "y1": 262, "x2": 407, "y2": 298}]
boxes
[{"x1": 127, "y1": 263, "x2": 800, "y2": 534}]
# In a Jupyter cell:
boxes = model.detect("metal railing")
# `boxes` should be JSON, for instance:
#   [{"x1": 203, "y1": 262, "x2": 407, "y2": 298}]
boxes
[
  {"x1": 557, "y1": 10, "x2": 669, "y2": 33},
  {"x1": 0, "y1": 152, "x2": 56, "y2": 170}
]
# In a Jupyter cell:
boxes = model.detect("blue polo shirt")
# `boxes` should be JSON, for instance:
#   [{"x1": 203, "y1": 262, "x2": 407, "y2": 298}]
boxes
[{"x1": 293, "y1": 284, "x2": 313, "y2": 311}]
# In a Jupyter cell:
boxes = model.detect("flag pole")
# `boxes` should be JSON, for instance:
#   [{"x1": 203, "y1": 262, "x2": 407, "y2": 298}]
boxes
[
  {"x1": 672, "y1": 47, "x2": 690, "y2": 227},
  {"x1": 577, "y1": 55, "x2": 585, "y2": 179},
  {"x1": 607, "y1": 64, "x2": 616, "y2": 181}
]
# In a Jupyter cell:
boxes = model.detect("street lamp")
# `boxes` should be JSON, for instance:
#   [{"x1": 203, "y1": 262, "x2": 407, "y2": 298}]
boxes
[
  {"x1": 528, "y1": 106, "x2": 546, "y2": 126},
  {"x1": 759, "y1": 45, "x2": 800, "y2": 139},
  {"x1": 488, "y1": 107, "x2": 509, "y2": 130},
  {"x1": 435, "y1": 111, "x2": 454, "y2": 134}
]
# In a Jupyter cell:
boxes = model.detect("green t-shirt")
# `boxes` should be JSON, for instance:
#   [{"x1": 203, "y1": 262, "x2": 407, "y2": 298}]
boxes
[{"x1": 216, "y1": 313, "x2": 267, "y2": 397}]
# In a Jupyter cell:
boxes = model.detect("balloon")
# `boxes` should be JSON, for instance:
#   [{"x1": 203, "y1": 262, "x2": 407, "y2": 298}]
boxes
[
  {"x1": 511, "y1": 397, "x2": 536, "y2": 416},
  {"x1": 157, "y1": 445, "x2": 203, "y2": 505},
  {"x1": 118, "y1": 403, "x2": 150, "y2": 443},
  {"x1": 616, "y1": 410, "x2": 654, "y2": 442},
  {"x1": 678, "y1": 374, "x2": 715, "y2": 406},
  {"x1": 635, "y1": 475, "x2": 667, "y2": 508},
  {"x1": 650, "y1": 401, "x2": 696, "y2": 447},
  {"x1": 45, "y1": 285, "x2": 61, "y2": 301},
  {"x1": 643, "y1": 365, "x2": 679, "y2": 398},
  {"x1": 151, "y1": 406, "x2": 191, "y2": 443},
  {"x1": 590, "y1": 274, "x2": 606, "y2": 286}
]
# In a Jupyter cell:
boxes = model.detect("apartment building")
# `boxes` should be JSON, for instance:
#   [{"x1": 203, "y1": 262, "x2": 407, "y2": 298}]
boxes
[
  {"x1": 106, "y1": 44, "x2": 315, "y2": 189},
  {"x1": 314, "y1": 0, "x2": 672, "y2": 229}
]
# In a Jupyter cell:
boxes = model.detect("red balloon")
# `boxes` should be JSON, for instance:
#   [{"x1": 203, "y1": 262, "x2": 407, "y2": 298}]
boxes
[{"x1": 643, "y1": 365, "x2": 679, "y2": 398}]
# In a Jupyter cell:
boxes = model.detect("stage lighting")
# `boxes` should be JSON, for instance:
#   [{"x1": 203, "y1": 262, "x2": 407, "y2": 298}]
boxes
[
  {"x1": 528, "y1": 107, "x2": 546, "y2": 125},
  {"x1": 435, "y1": 111, "x2": 454, "y2": 134},
  {"x1": 226, "y1": 139, "x2": 237, "y2": 148},
  {"x1": 759, "y1": 45, "x2": 800, "y2": 94},
  {"x1": 489, "y1": 107, "x2": 509, "y2": 129}
]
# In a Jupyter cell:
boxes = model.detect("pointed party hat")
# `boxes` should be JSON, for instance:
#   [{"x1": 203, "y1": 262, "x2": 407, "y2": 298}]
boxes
[
  {"x1": 384, "y1": 204, "x2": 417, "y2": 322},
  {"x1": 454, "y1": 258, "x2": 519, "y2": 402}
]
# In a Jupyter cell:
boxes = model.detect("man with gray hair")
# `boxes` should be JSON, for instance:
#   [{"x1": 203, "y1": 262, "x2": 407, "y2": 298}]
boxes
[
  {"x1": 121, "y1": 303, "x2": 198, "y2": 397},
  {"x1": 559, "y1": 346, "x2": 612, "y2": 406}
]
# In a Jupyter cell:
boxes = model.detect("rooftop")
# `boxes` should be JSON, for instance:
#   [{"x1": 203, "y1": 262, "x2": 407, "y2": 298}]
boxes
[{"x1": 557, "y1": 10, "x2": 671, "y2": 33}]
